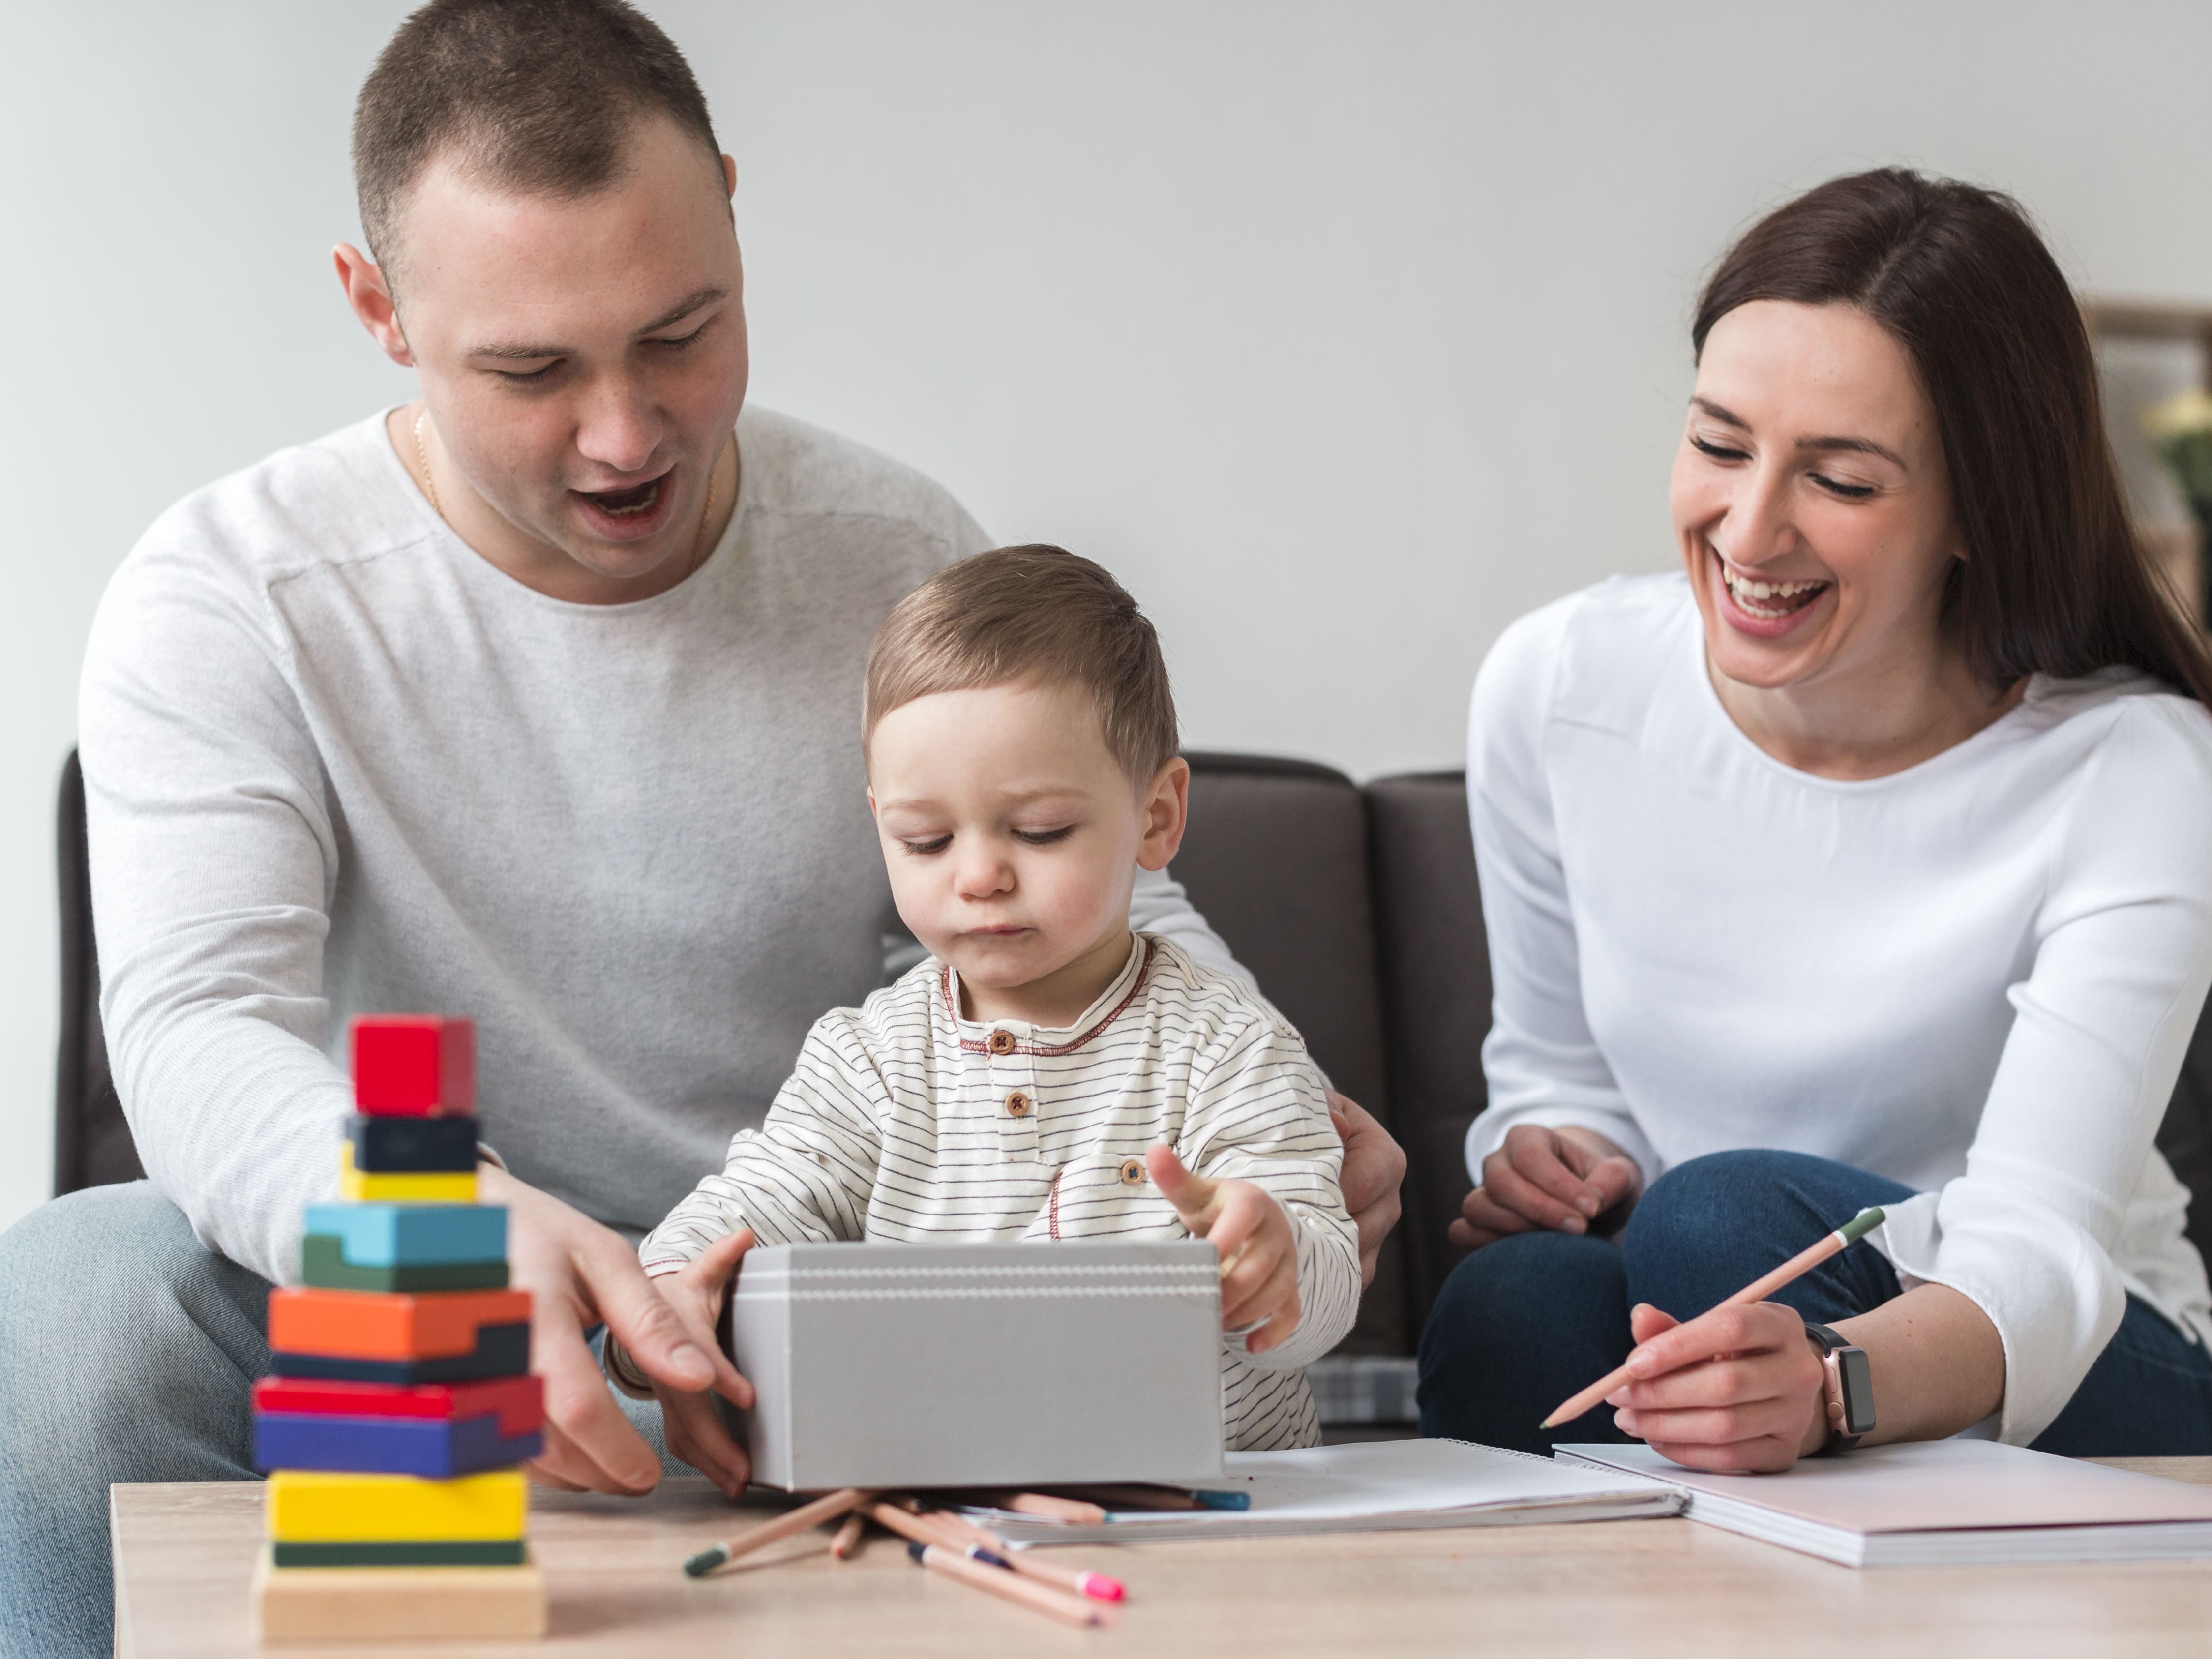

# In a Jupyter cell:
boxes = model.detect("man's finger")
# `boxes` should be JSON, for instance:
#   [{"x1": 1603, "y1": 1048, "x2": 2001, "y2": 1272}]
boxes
[
  {"x1": 585, "y1": 1238, "x2": 744, "y2": 1401},
  {"x1": 535, "y1": 1347, "x2": 661, "y2": 1495}
]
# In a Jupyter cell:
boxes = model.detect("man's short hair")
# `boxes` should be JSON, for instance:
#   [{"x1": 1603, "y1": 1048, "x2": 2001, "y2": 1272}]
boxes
[
  {"x1": 353, "y1": 0, "x2": 721, "y2": 273},
  {"x1": 865, "y1": 547, "x2": 1181, "y2": 782}
]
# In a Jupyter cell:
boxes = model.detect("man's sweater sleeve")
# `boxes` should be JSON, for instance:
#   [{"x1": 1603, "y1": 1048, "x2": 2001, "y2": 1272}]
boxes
[
  {"x1": 1180, "y1": 1016, "x2": 1360, "y2": 1372},
  {"x1": 77, "y1": 526, "x2": 352, "y2": 1286}
]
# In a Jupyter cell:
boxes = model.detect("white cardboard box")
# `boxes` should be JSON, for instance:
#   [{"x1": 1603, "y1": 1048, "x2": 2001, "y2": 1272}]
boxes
[{"x1": 728, "y1": 1241, "x2": 1226, "y2": 1490}]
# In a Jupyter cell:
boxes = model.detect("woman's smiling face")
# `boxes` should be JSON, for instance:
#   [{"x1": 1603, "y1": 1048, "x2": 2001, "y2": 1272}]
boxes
[{"x1": 1672, "y1": 299, "x2": 1964, "y2": 697}]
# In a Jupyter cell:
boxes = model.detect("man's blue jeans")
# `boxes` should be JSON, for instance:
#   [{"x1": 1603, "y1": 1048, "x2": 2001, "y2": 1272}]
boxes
[
  {"x1": 1417, "y1": 1149, "x2": 2212, "y2": 1457},
  {"x1": 0, "y1": 1182, "x2": 676, "y2": 1659}
]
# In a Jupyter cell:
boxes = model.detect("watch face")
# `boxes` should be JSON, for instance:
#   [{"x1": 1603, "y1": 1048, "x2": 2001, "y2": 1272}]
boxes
[{"x1": 1838, "y1": 1347, "x2": 1877, "y2": 1436}]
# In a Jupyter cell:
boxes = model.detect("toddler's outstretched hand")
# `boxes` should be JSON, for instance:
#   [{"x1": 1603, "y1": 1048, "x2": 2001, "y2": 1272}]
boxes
[
  {"x1": 649, "y1": 1227, "x2": 757, "y2": 1497},
  {"x1": 1146, "y1": 1145, "x2": 1302, "y2": 1354}
]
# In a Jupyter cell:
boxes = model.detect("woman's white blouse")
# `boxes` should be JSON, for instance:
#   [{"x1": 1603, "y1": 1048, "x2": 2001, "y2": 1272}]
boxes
[{"x1": 1466, "y1": 573, "x2": 2212, "y2": 1443}]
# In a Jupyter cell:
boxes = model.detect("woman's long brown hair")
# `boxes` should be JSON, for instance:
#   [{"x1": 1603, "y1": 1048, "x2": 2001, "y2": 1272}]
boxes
[{"x1": 1694, "y1": 168, "x2": 2212, "y2": 707}]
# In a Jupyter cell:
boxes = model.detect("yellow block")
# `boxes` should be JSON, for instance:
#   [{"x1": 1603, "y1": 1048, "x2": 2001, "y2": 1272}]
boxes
[
  {"x1": 253, "y1": 1548, "x2": 546, "y2": 1642},
  {"x1": 267, "y1": 1469, "x2": 528, "y2": 1543},
  {"x1": 337, "y1": 1140, "x2": 478, "y2": 1204}
]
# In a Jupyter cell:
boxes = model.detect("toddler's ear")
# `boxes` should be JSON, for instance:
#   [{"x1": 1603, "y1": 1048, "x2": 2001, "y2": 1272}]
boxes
[
  {"x1": 865, "y1": 786, "x2": 878, "y2": 820},
  {"x1": 1136, "y1": 757, "x2": 1191, "y2": 870}
]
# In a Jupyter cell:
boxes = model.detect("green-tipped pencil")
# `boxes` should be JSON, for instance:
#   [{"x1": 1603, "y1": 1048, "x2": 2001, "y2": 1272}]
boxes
[
  {"x1": 683, "y1": 1487, "x2": 870, "y2": 1578},
  {"x1": 1538, "y1": 1205, "x2": 1887, "y2": 1431}
]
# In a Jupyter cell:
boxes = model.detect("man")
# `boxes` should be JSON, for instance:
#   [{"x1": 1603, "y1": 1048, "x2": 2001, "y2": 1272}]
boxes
[{"x1": 0, "y1": 4, "x2": 1407, "y2": 1654}]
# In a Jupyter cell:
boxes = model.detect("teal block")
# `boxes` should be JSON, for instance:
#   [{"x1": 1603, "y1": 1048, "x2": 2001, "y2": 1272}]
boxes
[{"x1": 300, "y1": 1202, "x2": 506, "y2": 1268}]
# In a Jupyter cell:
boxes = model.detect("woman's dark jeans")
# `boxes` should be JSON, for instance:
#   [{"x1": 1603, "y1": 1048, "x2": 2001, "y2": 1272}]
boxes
[{"x1": 1415, "y1": 1148, "x2": 2212, "y2": 1456}]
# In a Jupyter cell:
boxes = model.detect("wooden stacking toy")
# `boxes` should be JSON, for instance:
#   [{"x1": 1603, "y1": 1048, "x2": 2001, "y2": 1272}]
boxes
[{"x1": 251, "y1": 1015, "x2": 548, "y2": 1642}]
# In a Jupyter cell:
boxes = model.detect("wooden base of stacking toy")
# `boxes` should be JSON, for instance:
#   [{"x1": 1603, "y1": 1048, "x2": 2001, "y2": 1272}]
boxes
[{"x1": 251, "y1": 1547, "x2": 546, "y2": 1642}]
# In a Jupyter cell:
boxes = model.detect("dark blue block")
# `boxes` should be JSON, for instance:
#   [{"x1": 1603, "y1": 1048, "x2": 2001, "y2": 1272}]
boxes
[
  {"x1": 346, "y1": 1113, "x2": 481, "y2": 1173},
  {"x1": 270, "y1": 1322, "x2": 531, "y2": 1386},
  {"x1": 254, "y1": 1409, "x2": 544, "y2": 1477}
]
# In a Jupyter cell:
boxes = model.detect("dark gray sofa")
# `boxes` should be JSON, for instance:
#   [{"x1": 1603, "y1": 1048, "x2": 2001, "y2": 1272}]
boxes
[{"x1": 51, "y1": 750, "x2": 2212, "y2": 1358}]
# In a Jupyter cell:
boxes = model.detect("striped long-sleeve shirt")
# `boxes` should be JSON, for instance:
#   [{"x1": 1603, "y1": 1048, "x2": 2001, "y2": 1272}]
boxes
[{"x1": 635, "y1": 933, "x2": 1360, "y2": 1450}]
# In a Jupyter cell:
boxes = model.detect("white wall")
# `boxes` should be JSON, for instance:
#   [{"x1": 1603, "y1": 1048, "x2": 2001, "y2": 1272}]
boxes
[{"x1": 6, "y1": 0, "x2": 2212, "y2": 1235}]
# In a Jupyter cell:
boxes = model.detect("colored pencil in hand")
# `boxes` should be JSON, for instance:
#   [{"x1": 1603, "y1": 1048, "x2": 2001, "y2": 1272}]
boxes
[{"x1": 1539, "y1": 1206, "x2": 1887, "y2": 1431}]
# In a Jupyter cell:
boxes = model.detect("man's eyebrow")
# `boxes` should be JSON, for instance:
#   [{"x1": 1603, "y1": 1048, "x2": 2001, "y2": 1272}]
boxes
[
  {"x1": 465, "y1": 286, "x2": 730, "y2": 360},
  {"x1": 1690, "y1": 397, "x2": 1904, "y2": 466}
]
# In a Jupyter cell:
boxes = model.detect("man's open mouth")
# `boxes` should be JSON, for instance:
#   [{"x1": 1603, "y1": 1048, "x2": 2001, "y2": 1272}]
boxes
[{"x1": 579, "y1": 474, "x2": 667, "y2": 518}]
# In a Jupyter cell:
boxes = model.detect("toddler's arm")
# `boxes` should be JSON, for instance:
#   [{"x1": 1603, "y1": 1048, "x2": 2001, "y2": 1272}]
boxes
[
  {"x1": 1174, "y1": 1015, "x2": 1361, "y2": 1372},
  {"x1": 606, "y1": 1015, "x2": 885, "y2": 1397}
]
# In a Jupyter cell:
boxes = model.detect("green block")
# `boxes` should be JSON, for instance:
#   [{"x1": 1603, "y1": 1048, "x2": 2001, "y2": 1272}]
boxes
[
  {"x1": 272, "y1": 1540, "x2": 529, "y2": 1568},
  {"x1": 299, "y1": 1234, "x2": 510, "y2": 1293}
]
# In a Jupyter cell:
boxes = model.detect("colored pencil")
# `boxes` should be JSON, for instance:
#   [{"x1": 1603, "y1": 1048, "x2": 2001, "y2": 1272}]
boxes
[
  {"x1": 997, "y1": 1491, "x2": 1109, "y2": 1524},
  {"x1": 1539, "y1": 1206, "x2": 1888, "y2": 1430},
  {"x1": 906, "y1": 1542, "x2": 1112, "y2": 1629},
  {"x1": 829, "y1": 1512, "x2": 867, "y2": 1560},
  {"x1": 1046, "y1": 1482, "x2": 1251, "y2": 1512},
  {"x1": 877, "y1": 1500, "x2": 1126, "y2": 1602},
  {"x1": 682, "y1": 1487, "x2": 871, "y2": 1577}
]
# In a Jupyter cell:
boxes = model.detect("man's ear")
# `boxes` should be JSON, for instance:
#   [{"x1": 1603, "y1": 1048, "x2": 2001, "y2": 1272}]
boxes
[
  {"x1": 1135, "y1": 757, "x2": 1191, "y2": 871},
  {"x1": 722, "y1": 153, "x2": 738, "y2": 198},
  {"x1": 333, "y1": 242, "x2": 415, "y2": 368}
]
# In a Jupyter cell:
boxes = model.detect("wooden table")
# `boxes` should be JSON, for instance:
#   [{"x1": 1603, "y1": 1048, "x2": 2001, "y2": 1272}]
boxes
[{"x1": 113, "y1": 1460, "x2": 2212, "y2": 1658}]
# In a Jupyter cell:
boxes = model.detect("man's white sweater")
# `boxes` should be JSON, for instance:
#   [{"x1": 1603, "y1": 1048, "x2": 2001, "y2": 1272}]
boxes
[{"x1": 79, "y1": 406, "x2": 1237, "y2": 1285}]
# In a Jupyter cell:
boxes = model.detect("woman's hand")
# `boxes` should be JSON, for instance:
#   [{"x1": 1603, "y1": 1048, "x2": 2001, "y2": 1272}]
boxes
[
  {"x1": 1450, "y1": 1124, "x2": 1644, "y2": 1248},
  {"x1": 1609, "y1": 1301, "x2": 1827, "y2": 1472},
  {"x1": 1326, "y1": 1091, "x2": 1405, "y2": 1288}
]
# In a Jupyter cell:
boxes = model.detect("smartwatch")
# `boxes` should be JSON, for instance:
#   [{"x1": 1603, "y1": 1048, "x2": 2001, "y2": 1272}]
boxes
[{"x1": 1802, "y1": 1321, "x2": 1875, "y2": 1454}]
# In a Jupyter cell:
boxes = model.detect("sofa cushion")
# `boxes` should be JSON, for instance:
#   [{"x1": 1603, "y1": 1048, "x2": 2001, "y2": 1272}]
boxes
[{"x1": 1172, "y1": 754, "x2": 1405, "y2": 1353}]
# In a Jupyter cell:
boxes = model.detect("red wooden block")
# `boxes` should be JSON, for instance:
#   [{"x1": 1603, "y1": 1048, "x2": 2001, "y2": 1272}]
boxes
[
  {"x1": 351, "y1": 1016, "x2": 475, "y2": 1116},
  {"x1": 251, "y1": 1375, "x2": 544, "y2": 1438}
]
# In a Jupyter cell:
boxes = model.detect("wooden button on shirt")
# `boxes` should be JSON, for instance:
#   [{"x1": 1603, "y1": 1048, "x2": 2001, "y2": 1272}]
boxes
[
  {"x1": 1005, "y1": 1092, "x2": 1031, "y2": 1118},
  {"x1": 987, "y1": 1030, "x2": 1016, "y2": 1055}
]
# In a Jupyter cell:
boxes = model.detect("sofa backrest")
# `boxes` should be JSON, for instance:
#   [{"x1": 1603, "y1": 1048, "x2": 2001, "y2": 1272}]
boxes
[{"x1": 53, "y1": 748, "x2": 2212, "y2": 1351}]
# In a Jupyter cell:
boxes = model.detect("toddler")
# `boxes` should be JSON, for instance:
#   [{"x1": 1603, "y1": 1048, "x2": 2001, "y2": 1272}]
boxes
[{"x1": 610, "y1": 545, "x2": 1358, "y2": 1473}]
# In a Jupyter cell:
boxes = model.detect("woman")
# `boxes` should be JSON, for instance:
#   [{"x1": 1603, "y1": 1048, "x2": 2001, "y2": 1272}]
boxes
[{"x1": 1417, "y1": 168, "x2": 2212, "y2": 1470}]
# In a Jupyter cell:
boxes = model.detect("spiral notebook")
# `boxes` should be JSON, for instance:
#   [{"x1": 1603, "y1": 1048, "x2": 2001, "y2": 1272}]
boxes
[
  {"x1": 961, "y1": 1437, "x2": 1682, "y2": 1544},
  {"x1": 1556, "y1": 1439, "x2": 2212, "y2": 1567}
]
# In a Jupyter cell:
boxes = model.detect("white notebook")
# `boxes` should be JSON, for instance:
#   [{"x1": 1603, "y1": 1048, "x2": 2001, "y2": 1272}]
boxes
[
  {"x1": 963, "y1": 1437, "x2": 1681, "y2": 1544},
  {"x1": 1556, "y1": 1440, "x2": 2212, "y2": 1567}
]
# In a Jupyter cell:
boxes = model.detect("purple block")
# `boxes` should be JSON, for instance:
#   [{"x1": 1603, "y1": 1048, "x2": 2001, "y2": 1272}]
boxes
[{"x1": 253, "y1": 1409, "x2": 543, "y2": 1477}]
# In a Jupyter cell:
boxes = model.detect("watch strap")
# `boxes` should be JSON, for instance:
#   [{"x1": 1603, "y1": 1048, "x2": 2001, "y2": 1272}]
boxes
[{"x1": 1802, "y1": 1321, "x2": 1870, "y2": 1454}]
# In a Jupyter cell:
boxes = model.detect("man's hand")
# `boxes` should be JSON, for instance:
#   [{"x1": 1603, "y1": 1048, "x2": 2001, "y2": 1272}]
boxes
[
  {"x1": 1607, "y1": 1300, "x2": 1828, "y2": 1473},
  {"x1": 1450, "y1": 1124, "x2": 1642, "y2": 1249},
  {"x1": 1325, "y1": 1091, "x2": 1404, "y2": 1288},
  {"x1": 1146, "y1": 1145, "x2": 1302, "y2": 1354},
  {"x1": 482, "y1": 1165, "x2": 753, "y2": 1499},
  {"x1": 643, "y1": 1228, "x2": 758, "y2": 1498}
]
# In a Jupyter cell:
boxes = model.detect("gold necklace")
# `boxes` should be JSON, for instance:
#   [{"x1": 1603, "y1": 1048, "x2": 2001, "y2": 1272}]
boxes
[{"x1": 413, "y1": 408, "x2": 726, "y2": 567}]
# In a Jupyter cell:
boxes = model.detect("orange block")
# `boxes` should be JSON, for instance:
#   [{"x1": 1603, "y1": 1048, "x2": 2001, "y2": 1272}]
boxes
[{"x1": 267, "y1": 1288, "x2": 532, "y2": 1362}]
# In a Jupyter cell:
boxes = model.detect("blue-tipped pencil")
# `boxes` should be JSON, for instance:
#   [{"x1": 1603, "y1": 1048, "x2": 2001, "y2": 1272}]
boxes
[{"x1": 1539, "y1": 1205, "x2": 1888, "y2": 1431}]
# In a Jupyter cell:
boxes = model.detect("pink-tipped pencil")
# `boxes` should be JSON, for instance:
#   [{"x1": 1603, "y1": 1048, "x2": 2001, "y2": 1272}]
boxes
[{"x1": 1539, "y1": 1206, "x2": 1886, "y2": 1431}]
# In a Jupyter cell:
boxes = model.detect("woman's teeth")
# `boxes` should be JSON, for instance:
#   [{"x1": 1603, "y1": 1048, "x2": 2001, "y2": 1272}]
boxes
[{"x1": 1722, "y1": 564, "x2": 1827, "y2": 618}]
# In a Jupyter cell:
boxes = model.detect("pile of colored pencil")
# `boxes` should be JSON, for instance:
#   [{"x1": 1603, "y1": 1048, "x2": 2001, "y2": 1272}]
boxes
[{"x1": 680, "y1": 1484, "x2": 1251, "y2": 1630}]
